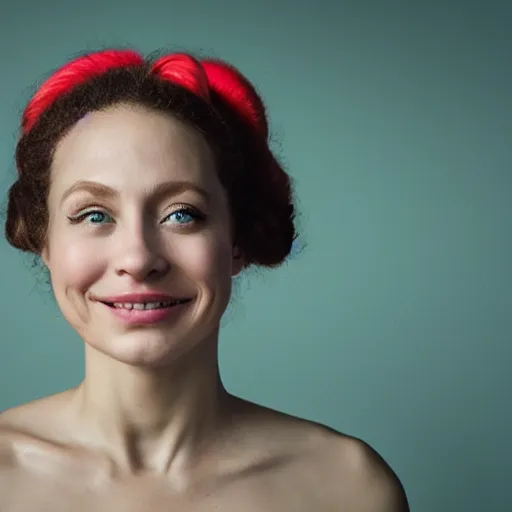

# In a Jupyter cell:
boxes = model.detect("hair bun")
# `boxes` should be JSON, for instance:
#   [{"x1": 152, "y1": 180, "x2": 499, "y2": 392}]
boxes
[
  {"x1": 201, "y1": 59, "x2": 268, "y2": 139},
  {"x1": 5, "y1": 181, "x2": 30, "y2": 252}
]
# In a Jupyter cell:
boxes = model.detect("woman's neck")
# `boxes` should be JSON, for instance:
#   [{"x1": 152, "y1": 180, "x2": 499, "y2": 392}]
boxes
[{"x1": 68, "y1": 336, "x2": 237, "y2": 476}]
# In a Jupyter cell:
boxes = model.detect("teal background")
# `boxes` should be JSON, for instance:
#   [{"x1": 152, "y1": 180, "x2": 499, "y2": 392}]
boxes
[{"x1": 1, "y1": 1, "x2": 510, "y2": 510}]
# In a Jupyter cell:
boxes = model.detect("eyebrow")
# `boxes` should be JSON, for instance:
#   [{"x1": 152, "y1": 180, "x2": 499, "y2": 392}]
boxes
[{"x1": 60, "y1": 179, "x2": 211, "y2": 206}]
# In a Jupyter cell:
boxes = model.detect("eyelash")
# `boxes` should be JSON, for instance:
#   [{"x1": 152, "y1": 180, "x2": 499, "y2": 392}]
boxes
[{"x1": 67, "y1": 205, "x2": 204, "y2": 227}]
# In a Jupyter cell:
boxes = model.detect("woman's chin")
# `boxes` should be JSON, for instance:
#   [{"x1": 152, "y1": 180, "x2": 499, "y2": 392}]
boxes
[{"x1": 84, "y1": 329, "x2": 215, "y2": 369}]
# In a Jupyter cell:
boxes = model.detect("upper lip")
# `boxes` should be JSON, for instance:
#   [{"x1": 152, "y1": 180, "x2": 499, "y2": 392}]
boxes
[{"x1": 93, "y1": 292, "x2": 192, "y2": 304}]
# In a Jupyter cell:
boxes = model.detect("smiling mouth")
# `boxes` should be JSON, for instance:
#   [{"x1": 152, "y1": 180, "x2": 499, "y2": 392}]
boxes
[{"x1": 101, "y1": 299, "x2": 192, "y2": 310}]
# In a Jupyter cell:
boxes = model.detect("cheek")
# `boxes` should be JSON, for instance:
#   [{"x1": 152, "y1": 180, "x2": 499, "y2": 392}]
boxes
[
  {"x1": 48, "y1": 235, "x2": 104, "y2": 293},
  {"x1": 172, "y1": 232, "x2": 233, "y2": 285}
]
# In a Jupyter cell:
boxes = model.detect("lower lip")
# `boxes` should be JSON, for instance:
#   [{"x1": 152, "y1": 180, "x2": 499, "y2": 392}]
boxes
[{"x1": 102, "y1": 301, "x2": 192, "y2": 326}]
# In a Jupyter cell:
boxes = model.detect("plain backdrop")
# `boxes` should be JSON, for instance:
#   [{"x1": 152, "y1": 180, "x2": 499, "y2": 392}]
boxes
[{"x1": 0, "y1": 1, "x2": 511, "y2": 511}]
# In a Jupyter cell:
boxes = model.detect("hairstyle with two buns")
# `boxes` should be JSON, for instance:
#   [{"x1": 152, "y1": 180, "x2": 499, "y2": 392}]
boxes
[{"x1": 4, "y1": 49, "x2": 297, "y2": 269}]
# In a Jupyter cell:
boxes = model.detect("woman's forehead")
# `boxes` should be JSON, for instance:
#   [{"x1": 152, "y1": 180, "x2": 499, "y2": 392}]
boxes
[{"x1": 50, "y1": 105, "x2": 219, "y2": 193}]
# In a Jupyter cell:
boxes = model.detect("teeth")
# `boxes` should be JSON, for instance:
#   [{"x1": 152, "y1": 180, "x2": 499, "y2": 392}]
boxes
[{"x1": 111, "y1": 300, "x2": 187, "y2": 310}]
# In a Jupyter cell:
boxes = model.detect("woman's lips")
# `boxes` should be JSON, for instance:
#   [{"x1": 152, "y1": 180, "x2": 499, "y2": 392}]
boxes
[
  {"x1": 101, "y1": 299, "x2": 194, "y2": 326},
  {"x1": 94, "y1": 292, "x2": 189, "y2": 303}
]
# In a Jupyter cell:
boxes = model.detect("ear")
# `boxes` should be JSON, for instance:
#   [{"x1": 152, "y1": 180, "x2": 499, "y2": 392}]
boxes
[{"x1": 231, "y1": 245, "x2": 244, "y2": 277}]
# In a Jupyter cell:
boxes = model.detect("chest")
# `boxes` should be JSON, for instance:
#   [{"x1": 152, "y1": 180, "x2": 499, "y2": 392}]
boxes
[{"x1": 3, "y1": 467, "x2": 343, "y2": 512}]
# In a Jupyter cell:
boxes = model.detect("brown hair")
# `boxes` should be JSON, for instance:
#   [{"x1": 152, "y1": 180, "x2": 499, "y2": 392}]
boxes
[{"x1": 4, "y1": 49, "x2": 297, "y2": 268}]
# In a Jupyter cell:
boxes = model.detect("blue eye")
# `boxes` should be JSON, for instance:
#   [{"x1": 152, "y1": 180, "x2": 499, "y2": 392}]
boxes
[
  {"x1": 68, "y1": 207, "x2": 201, "y2": 227},
  {"x1": 69, "y1": 210, "x2": 112, "y2": 225},
  {"x1": 164, "y1": 208, "x2": 198, "y2": 225},
  {"x1": 87, "y1": 211, "x2": 111, "y2": 224}
]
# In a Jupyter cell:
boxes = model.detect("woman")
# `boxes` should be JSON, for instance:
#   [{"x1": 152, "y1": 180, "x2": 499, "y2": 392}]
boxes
[{"x1": 0, "y1": 49, "x2": 409, "y2": 511}]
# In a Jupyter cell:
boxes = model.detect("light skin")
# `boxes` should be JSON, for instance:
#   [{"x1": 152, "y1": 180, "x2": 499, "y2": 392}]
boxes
[
  {"x1": 0, "y1": 103, "x2": 409, "y2": 511},
  {"x1": 42, "y1": 103, "x2": 245, "y2": 475}
]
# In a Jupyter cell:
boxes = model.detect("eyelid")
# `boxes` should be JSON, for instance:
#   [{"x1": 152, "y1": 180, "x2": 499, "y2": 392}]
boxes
[
  {"x1": 68, "y1": 205, "x2": 111, "y2": 219},
  {"x1": 165, "y1": 202, "x2": 204, "y2": 215},
  {"x1": 167, "y1": 202, "x2": 196, "y2": 211}
]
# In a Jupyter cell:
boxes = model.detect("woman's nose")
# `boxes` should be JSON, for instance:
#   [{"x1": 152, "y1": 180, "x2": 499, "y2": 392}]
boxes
[{"x1": 113, "y1": 226, "x2": 169, "y2": 281}]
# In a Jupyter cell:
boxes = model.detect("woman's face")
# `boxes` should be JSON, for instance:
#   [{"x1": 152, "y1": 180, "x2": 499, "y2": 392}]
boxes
[{"x1": 43, "y1": 104, "x2": 242, "y2": 367}]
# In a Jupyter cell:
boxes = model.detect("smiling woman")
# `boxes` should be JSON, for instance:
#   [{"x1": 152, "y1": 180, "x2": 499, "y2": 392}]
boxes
[{"x1": 1, "y1": 49, "x2": 409, "y2": 511}]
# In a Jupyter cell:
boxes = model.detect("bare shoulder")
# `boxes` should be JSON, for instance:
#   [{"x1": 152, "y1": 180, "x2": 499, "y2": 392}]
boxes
[
  {"x1": 325, "y1": 430, "x2": 410, "y2": 511},
  {"x1": 0, "y1": 404, "x2": 29, "y2": 500},
  {"x1": 299, "y1": 421, "x2": 410, "y2": 512},
  {"x1": 0, "y1": 390, "x2": 76, "y2": 469},
  {"x1": 286, "y1": 417, "x2": 410, "y2": 511},
  {"x1": 0, "y1": 420, "x2": 16, "y2": 471},
  {"x1": 238, "y1": 401, "x2": 410, "y2": 512},
  {"x1": 0, "y1": 403, "x2": 30, "y2": 468}
]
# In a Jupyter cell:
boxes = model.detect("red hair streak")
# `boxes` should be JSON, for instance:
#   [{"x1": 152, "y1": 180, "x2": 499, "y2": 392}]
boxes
[
  {"x1": 22, "y1": 49, "x2": 144, "y2": 134},
  {"x1": 151, "y1": 54, "x2": 268, "y2": 138},
  {"x1": 151, "y1": 53, "x2": 210, "y2": 101},
  {"x1": 23, "y1": 50, "x2": 268, "y2": 142},
  {"x1": 201, "y1": 59, "x2": 268, "y2": 139}
]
